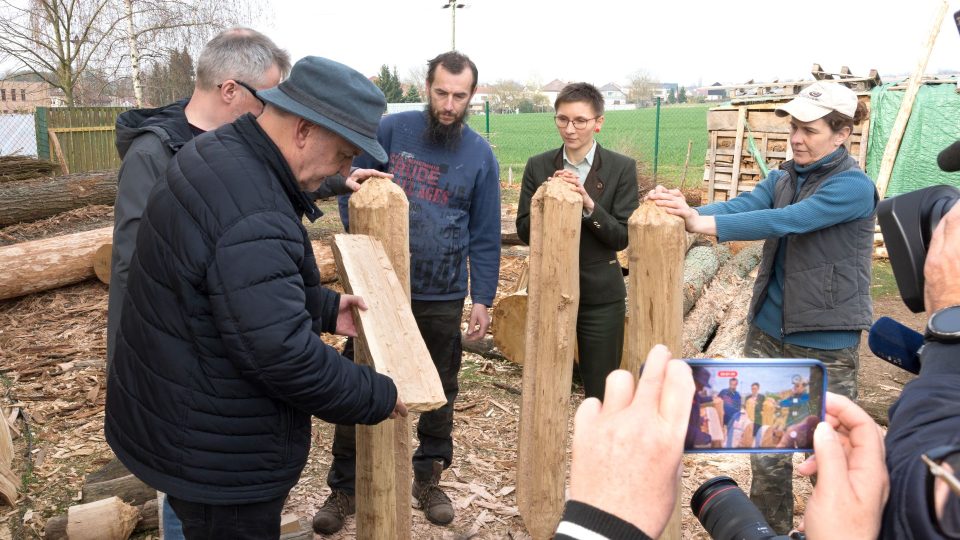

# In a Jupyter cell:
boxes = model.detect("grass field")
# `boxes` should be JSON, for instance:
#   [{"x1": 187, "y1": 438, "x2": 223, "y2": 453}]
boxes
[{"x1": 467, "y1": 104, "x2": 710, "y2": 187}]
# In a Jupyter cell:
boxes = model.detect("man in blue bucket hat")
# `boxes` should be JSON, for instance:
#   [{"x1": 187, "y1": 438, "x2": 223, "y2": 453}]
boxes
[{"x1": 105, "y1": 56, "x2": 407, "y2": 539}]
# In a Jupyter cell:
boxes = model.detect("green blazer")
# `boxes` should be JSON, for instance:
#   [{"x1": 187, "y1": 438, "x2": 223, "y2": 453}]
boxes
[{"x1": 516, "y1": 144, "x2": 639, "y2": 305}]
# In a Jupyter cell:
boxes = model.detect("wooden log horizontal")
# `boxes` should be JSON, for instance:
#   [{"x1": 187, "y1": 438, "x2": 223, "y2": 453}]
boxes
[
  {"x1": 0, "y1": 226, "x2": 112, "y2": 301},
  {"x1": 81, "y1": 473, "x2": 155, "y2": 507},
  {"x1": 45, "y1": 499, "x2": 157, "y2": 539},
  {"x1": 682, "y1": 244, "x2": 731, "y2": 315},
  {"x1": 0, "y1": 171, "x2": 117, "y2": 228},
  {"x1": 332, "y1": 234, "x2": 446, "y2": 412}
]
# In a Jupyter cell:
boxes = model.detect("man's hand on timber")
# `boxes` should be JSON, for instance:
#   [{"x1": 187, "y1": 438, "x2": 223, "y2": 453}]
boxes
[
  {"x1": 390, "y1": 397, "x2": 408, "y2": 419},
  {"x1": 344, "y1": 168, "x2": 394, "y2": 191},
  {"x1": 464, "y1": 303, "x2": 490, "y2": 341},
  {"x1": 335, "y1": 294, "x2": 367, "y2": 337}
]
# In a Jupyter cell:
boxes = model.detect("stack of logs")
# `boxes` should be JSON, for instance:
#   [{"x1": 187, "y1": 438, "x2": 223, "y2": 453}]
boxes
[{"x1": 487, "y1": 237, "x2": 763, "y2": 365}]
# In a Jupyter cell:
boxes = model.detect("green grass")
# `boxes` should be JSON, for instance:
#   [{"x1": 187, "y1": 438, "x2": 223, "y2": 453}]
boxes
[
  {"x1": 871, "y1": 259, "x2": 900, "y2": 300},
  {"x1": 468, "y1": 104, "x2": 710, "y2": 187}
]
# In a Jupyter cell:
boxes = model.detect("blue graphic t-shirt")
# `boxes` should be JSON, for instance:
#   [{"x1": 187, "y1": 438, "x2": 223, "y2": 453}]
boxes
[{"x1": 341, "y1": 110, "x2": 501, "y2": 306}]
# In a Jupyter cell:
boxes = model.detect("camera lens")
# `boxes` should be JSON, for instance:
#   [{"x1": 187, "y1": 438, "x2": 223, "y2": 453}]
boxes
[{"x1": 691, "y1": 476, "x2": 782, "y2": 539}]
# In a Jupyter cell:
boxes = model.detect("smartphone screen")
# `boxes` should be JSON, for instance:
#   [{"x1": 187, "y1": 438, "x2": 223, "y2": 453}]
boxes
[{"x1": 683, "y1": 359, "x2": 827, "y2": 453}]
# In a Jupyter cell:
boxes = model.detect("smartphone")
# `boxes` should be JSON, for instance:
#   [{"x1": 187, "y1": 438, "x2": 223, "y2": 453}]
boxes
[{"x1": 683, "y1": 359, "x2": 827, "y2": 453}]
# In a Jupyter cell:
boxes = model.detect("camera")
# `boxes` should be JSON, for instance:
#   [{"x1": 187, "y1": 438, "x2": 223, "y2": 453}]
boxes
[
  {"x1": 876, "y1": 184, "x2": 958, "y2": 313},
  {"x1": 691, "y1": 476, "x2": 804, "y2": 540}
]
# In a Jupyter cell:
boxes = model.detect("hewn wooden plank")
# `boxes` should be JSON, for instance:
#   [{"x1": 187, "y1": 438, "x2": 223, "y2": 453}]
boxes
[
  {"x1": 516, "y1": 179, "x2": 581, "y2": 539},
  {"x1": 333, "y1": 235, "x2": 445, "y2": 413}
]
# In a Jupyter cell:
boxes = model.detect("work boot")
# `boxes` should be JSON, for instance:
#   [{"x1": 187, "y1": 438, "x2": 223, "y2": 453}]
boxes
[
  {"x1": 312, "y1": 489, "x2": 355, "y2": 535},
  {"x1": 412, "y1": 461, "x2": 454, "y2": 525}
]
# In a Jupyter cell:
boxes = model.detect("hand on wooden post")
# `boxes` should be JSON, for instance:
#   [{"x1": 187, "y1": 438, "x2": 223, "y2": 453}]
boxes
[
  {"x1": 568, "y1": 345, "x2": 693, "y2": 538},
  {"x1": 335, "y1": 294, "x2": 368, "y2": 337},
  {"x1": 794, "y1": 392, "x2": 888, "y2": 540},
  {"x1": 552, "y1": 170, "x2": 594, "y2": 213},
  {"x1": 464, "y1": 303, "x2": 490, "y2": 342},
  {"x1": 344, "y1": 169, "x2": 394, "y2": 192},
  {"x1": 646, "y1": 185, "x2": 716, "y2": 236}
]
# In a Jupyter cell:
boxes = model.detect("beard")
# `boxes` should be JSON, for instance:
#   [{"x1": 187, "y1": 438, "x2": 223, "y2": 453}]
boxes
[{"x1": 424, "y1": 104, "x2": 468, "y2": 151}]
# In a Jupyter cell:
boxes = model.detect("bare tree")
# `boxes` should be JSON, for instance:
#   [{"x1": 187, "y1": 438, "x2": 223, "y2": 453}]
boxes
[
  {"x1": 406, "y1": 64, "x2": 427, "y2": 99},
  {"x1": 122, "y1": 0, "x2": 264, "y2": 106},
  {"x1": 627, "y1": 69, "x2": 659, "y2": 107},
  {"x1": 0, "y1": 0, "x2": 125, "y2": 106},
  {"x1": 489, "y1": 79, "x2": 524, "y2": 113}
]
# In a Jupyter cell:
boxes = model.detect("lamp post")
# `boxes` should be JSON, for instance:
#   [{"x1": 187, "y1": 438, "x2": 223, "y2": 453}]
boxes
[{"x1": 441, "y1": 0, "x2": 466, "y2": 50}]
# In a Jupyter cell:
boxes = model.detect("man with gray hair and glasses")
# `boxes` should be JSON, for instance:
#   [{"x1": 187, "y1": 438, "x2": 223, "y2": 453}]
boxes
[{"x1": 106, "y1": 26, "x2": 289, "y2": 538}]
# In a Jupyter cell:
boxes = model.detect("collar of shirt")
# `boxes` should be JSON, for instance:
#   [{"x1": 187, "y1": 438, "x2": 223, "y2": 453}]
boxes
[{"x1": 563, "y1": 140, "x2": 597, "y2": 185}]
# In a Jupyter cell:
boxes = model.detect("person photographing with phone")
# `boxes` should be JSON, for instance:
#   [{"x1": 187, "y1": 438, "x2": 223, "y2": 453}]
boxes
[{"x1": 648, "y1": 81, "x2": 877, "y2": 532}]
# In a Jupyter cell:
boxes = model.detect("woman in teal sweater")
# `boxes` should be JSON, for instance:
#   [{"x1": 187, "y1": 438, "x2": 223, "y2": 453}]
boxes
[{"x1": 648, "y1": 81, "x2": 876, "y2": 533}]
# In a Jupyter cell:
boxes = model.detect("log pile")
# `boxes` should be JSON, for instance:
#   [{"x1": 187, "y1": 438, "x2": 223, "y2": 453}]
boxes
[
  {"x1": 0, "y1": 171, "x2": 117, "y2": 228},
  {"x1": 492, "y1": 239, "x2": 763, "y2": 365}
]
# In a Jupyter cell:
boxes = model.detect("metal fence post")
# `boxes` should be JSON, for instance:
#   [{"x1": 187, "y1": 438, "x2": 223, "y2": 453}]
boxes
[
  {"x1": 485, "y1": 100, "x2": 490, "y2": 140},
  {"x1": 35, "y1": 107, "x2": 49, "y2": 160},
  {"x1": 653, "y1": 97, "x2": 661, "y2": 183}
]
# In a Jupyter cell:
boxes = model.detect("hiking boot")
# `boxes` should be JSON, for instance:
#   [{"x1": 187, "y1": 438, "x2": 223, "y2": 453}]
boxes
[
  {"x1": 312, "y1": 489, "x2": 355, "y2": 535},
  {"x1": 412, "y1": 461, "x2": 454, "y2": 525}
]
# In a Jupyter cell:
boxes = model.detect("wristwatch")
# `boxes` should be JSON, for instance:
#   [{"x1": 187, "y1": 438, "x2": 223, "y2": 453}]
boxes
[{"x1": 925, "y1": 305, "x2": 960, "y2": 343}]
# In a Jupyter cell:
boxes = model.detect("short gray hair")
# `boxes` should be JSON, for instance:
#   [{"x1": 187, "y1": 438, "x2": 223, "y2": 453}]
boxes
[{"x1": 195, "y1": 27, "x2": 291, "y2": 90}]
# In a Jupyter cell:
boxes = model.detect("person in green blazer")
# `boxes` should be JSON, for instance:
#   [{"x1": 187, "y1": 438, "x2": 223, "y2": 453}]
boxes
[{"x1": 516, "y1": 82, "x2": 639, "y2": 399}]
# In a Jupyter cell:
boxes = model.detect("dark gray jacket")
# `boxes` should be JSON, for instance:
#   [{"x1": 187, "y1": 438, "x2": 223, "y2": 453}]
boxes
[
  {"x1": 748, "y1": 152, "x2": 877, "y2": 333},
  {"x1": 107, "y1": 100, "x2": 194, "y2": 366}
]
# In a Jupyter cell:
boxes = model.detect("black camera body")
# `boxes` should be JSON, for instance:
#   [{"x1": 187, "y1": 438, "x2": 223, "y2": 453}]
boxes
[
  {"x1": 692, "y1": 476, "x2": 804, "y2": 540},
  {"x1": 876, "y1": 184, "x2": 959, "y2": 313}
]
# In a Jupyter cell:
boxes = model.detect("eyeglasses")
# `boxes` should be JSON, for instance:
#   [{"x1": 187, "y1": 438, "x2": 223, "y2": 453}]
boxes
[
  {"x1": 217, "y1": 80, "x2": 265, "y2": 106},
  {"x1": 922, "y1": 445, "x2": 960, "y2": 538},
  {"x1": 554, "y1": 115, "x2": 599, "y2": 129}
]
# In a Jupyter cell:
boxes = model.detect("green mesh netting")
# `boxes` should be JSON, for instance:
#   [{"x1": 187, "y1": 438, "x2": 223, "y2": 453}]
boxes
[{"x1": 866, "y1": 82, "x2": 960, "y2": 197}]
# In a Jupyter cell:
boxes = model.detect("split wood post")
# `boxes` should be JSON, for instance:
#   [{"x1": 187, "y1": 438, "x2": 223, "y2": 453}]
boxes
[
  {"x1": 516, "y1": 179, "x2": 582, "y2": 539},
  {"x1": 347, "y1": 177, "x2": 413, "y2": 540},
  {"x1": 0, "y1": 226, "x2": 112, "y2": 301},
  {"x1": 875, "y1": 0, "x2": 949, "y2": 198},
  {"x1": 623, "y1": 201, "x2": 686, "y2": 540}
]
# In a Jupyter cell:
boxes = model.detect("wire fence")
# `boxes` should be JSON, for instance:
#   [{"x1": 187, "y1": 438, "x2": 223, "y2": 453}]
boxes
[
  {"x1": 0, "y1": 112, "x2": 38, "y2": 158},
  {"x1": 468, "y1": 99, "x2": 711, "y2": 189}
]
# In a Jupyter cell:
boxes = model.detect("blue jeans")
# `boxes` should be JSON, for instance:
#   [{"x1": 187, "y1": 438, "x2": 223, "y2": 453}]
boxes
[{"x1": 161, "y1": 493, "x2": 185, "y2": 539}]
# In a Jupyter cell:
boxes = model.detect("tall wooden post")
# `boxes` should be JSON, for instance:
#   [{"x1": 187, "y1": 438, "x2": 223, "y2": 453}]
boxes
[
  {"x1": 348, "y1": 177, "x2": 412, "y2": 540},
  {"x1": 516, "y1": 179, "x2": 582, "y2": 539},
  {"x1": 624, "y1": 200, "x2": 686, "y2": 539}
]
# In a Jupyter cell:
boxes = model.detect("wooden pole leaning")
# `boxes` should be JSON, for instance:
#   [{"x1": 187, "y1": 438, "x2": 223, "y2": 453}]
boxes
[
  {"x1": 623, "y1": 200, "x2": 686, "y2": 540},
  {"x1": 347, "y1": 177, "x2": 414, "y2": 540},
  {"x1": 516, "y1": 179, "x2": 582, "y2": 539}
]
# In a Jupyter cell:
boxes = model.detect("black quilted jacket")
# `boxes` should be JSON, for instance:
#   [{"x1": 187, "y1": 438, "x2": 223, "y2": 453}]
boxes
[{"x1": 105, "y1": 114, "x2": 397, "y2": 504}]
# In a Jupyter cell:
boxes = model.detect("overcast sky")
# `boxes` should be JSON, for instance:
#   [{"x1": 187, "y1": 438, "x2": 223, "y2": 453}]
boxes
[{"x1": 263, "y1": 0, "x2": 960, "y2": 88}]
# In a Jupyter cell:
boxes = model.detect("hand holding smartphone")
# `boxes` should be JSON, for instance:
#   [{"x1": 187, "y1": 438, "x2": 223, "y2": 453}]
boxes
[{"x1": 683, "y1": 359, "x2": 827, "y2": 453}]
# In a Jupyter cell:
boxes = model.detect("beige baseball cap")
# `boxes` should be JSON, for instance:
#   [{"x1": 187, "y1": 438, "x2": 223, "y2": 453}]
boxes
[{"x1": 775, "y1": 81, "x2": 857, "y2": 122}]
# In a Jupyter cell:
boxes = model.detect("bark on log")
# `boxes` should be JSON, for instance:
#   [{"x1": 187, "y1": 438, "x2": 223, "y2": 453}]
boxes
[
  {"x1": 81, "y1": 473, "x2": 155, "y2": 507},
  {"x1": 65, "y1": 496, "x2": 140, "y2": 540},
  {"x1": 704, "y1": 280, "x2": 755, "y2": 357},
  {"x1": 517, "y1": 179, "x2": 582, "y2": 539},
  {"x1": 45, "y1": 499, "x2": 157, "y2": 539},
  {"x1": 0, "y1": 171, "x2": 117, "y2": 228},
  {"x1": 0, "y1": 226, "x2": 112, "y2": 301},
  {"x1": 682, "y1": 244, "x2": 731, "y2": 315},
  {"x1": 84, "y1": 457, "x2": 129, "y2": 485},
  {"x1": 345, "y1": 177, "x2": 413, "y2": 540},
  {"x1": 681, "y1": 242, "x2": 763, "y2": 357}
]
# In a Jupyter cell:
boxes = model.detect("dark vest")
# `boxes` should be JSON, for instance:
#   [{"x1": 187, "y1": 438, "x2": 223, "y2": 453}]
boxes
[{"x1": 748, "y1": 148, "x2": 877, "y2": 334}]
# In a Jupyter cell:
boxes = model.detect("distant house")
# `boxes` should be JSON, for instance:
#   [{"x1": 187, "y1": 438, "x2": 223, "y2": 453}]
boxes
[
  {"x1": 706, "y1": 82, "x2": 727, "y2": 101},
  {"x1": 654, "y1": 83, "x2": 679, "y2": 101},
  {"x1": 599, "y1": 82, "x2": 628, "y2": 105},
  {"x1": 0, "y1": 78, "x2": 53, "y2": 113},
  {"x1": 540, "y1": 79, "x2": 567, "y2": 106},
  {"x1": 470, "y1": 85, "x2": 495, "y2": 112}
]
